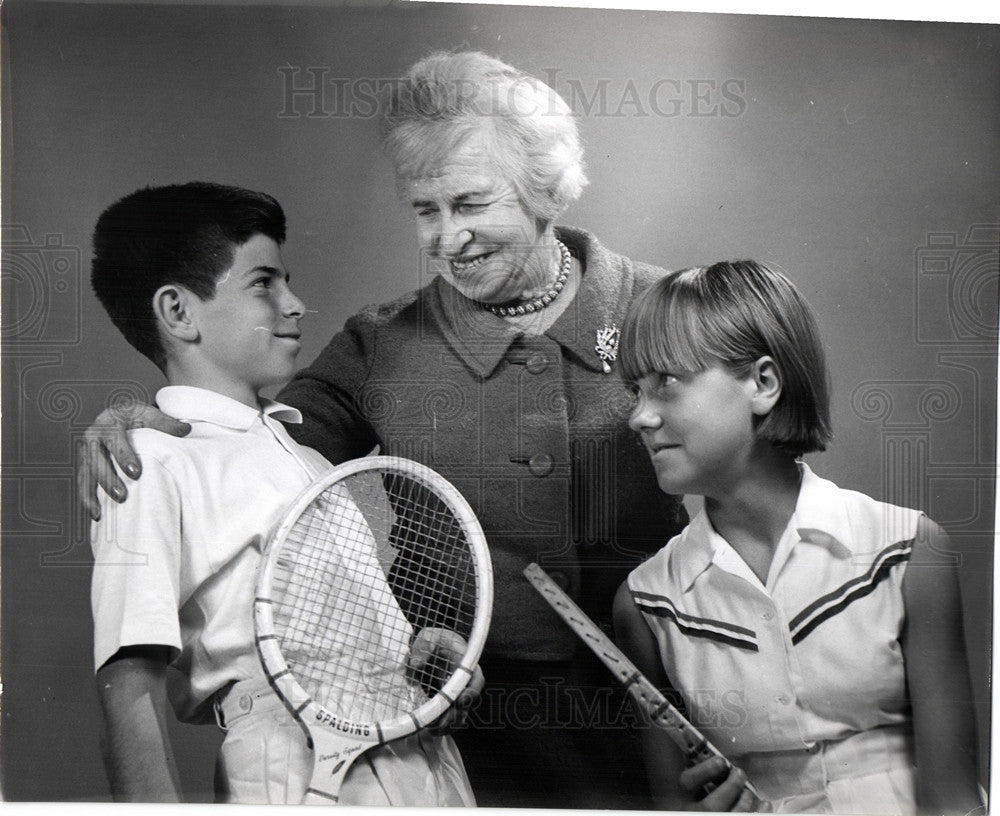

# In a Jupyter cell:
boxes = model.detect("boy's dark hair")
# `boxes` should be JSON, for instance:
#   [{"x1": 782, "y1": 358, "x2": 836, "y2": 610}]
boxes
[
  {"x1": 91, "y1": 182, "x2": 286, "y2": 369},
  {"x1": 620, "y1": 260, "x2": 833, "y2": 456}
]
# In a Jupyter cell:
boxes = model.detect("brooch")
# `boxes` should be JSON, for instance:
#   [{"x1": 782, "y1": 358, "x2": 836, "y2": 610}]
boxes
[{"x1": 595, "y1": 324, "x2": 620, "y2": 374}]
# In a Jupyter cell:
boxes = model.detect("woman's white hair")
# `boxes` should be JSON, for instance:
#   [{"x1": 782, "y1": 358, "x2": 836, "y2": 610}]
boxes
[{"x1": 382, "y1": 51, "x2": 588, "y2": 223}]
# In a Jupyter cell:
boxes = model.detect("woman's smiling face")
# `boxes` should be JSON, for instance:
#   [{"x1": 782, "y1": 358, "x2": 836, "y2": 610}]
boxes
[{"x1": 403, "y1": 136, "x2": 553, "y2": 306}]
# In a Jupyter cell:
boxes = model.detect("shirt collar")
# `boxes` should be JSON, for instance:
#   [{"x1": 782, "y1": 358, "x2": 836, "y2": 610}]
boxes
[
  {"x1": 673, "y1": 510, "x2": 721, "y2": 592},
  {"x1": 427, "y1": 226, "x2": 634, "y2": 379},
  {"x1": 155, "y1": 385, "x2": 303, "y2": 430},
  {"x1": 673, "y1": 463, "x2": 854, "y2": 592},
  {"x1": 787, "y1": 462, "x2": 856, "y2": 558}
]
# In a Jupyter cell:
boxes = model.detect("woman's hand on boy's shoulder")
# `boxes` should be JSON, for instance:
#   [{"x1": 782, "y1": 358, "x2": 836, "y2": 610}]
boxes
[{"x1": 77, "y1": 403, "x2": 190, "y2": 521}]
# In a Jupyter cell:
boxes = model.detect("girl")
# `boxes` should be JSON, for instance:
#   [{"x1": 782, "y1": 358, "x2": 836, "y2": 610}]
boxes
[{"x1": 613, "y1": 261, "x2": 980, "y2": 814}]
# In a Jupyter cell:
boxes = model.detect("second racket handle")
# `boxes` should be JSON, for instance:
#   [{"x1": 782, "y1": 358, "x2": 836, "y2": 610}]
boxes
[
  {"x1": 648, "y1": 678, "x2": 766, "y2": 804},
  {"x1": 523, "y1": 562, "x2": 766, "y2": 808}
]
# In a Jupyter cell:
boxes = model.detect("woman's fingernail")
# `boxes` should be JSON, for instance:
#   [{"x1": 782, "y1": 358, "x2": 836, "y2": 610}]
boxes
[
  {"x1": 112, "y1": 486, "x2": 125, "y2": 500},
  {"x1": 125, "y1": 464, "x2": 139, "y2": 478}
]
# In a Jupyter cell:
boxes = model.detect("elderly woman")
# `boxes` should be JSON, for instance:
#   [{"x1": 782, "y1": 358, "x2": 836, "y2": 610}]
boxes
[{"x1": 80, "y1": 51, "x2": 687, "y2": 808}]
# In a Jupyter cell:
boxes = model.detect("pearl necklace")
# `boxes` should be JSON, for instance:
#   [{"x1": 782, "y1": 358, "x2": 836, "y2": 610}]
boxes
[{"x1": 485, "y1": 241, "x2": 572, "y2": 318}]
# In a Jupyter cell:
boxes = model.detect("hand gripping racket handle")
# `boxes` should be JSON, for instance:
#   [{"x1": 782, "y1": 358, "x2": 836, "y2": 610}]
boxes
[{"x1": 523, "y1": 563, "x2": 764, "y2": 803}]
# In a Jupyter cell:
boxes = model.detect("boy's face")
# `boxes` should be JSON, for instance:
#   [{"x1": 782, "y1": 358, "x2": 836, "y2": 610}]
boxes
[{"x1": 187, "y1": 233, "x2": 305, "y2": 406}]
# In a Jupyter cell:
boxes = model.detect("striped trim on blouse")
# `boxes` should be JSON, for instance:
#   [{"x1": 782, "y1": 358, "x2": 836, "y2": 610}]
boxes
[
  {"x1": 787, "y1": 540, "x2": 913, "y2": 646},
  {"x1": 631, "y1": 589, "x2": 759, "y2": 652}
]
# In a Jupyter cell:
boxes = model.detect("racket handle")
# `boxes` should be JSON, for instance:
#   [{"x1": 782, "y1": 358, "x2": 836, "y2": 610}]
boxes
[
  {"x1": 654, "y1": 698, "x2": 767, "y2": 805},
  {"x1": 523, "y1": 562, "x2": 766, "y2": 807},
  {"x1": 654, "y1": 714, "x2": 765, "y2": 804}
]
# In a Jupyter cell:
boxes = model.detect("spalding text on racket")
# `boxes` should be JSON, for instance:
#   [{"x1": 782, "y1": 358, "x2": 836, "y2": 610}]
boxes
[
  {"x1": 255, "y1": 457, "x2": 493, "y2": 804},
  {"x1": 523, "y1": 562, "x2": 765, "y2": 805}
]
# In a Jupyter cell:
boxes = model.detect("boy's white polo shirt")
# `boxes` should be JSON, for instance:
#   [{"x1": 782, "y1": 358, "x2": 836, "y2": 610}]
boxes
[{"x1": 90, "y1": 385, "x2": 333, "y2": 721}]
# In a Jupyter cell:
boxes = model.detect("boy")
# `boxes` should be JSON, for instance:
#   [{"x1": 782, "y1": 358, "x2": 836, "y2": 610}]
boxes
[{"x1": 89, "y1": 182, "x2": 477, "y2": 804}]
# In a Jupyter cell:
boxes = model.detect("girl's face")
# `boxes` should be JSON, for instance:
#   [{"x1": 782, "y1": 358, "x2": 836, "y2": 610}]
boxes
[{"x1": 628, "y1": 365, "x2": 760, "y2": 498}]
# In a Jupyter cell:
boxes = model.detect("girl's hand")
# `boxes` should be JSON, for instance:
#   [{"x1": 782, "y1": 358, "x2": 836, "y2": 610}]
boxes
[
  {"x1": 77, "y1": 403, "x2": 190, "y2": 520},
  {"x1": 679, "y1": 756, "x2": 761, "y2": 812}
]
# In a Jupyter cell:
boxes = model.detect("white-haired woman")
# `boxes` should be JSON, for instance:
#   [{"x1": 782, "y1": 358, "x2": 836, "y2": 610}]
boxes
[{"x1": 79, "y1": 51, "x2": 688, "y2": 808}]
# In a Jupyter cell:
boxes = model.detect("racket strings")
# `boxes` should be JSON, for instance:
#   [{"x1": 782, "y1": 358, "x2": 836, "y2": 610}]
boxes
[
  {"x1": 273, "y1": 481, "x2": 421, "y2": 722},
  {"x1": 383, "y1": 474, "x2": 478, "y2": 694},
  {"x1": 391, "y1": 482, "x2": 477, "y2": 617},
  {"x1": 269, "y1": 470, "x2": 480, "y2": 726}
]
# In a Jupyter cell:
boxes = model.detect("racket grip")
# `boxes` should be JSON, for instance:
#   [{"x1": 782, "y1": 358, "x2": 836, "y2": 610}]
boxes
[
  {"x1": 688, "y1": 751, "x2": 765, "y2": 805},
  {"x1": 683, "y1": 739, "x2": 718, "y2": 766}
]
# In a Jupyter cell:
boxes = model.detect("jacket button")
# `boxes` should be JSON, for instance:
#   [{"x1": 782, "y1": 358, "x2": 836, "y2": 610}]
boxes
[
  {"x1": 526, "y1": 353, "x2": 548, "y2": 374},
  {"x1": 528, "y1": 453, "x2": 554, "y2": 476}
]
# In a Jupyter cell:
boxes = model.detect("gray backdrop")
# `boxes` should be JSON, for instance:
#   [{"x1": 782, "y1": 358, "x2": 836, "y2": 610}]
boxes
[{"x1": 2, "y1": 0, "x2": 996, "y2": 802}]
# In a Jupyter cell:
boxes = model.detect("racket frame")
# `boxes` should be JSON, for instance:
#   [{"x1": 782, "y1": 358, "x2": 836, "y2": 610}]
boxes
[{"x1": 253, "y1": 456, "x2": 493, "y2": 803}]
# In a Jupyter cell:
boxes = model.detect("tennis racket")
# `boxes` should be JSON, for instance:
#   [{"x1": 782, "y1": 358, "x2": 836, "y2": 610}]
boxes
[
  {"x1": 254, "y1": 456, "x2": 493, "y2": 805},
  {"x1": 523, "y1": 562, "x2": 765, "y2": 804}
]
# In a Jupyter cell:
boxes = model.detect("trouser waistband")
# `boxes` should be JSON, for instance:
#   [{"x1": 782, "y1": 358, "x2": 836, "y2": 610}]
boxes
[{"x1": 213, "y1": 676, "x2": 283, "y2": 731}]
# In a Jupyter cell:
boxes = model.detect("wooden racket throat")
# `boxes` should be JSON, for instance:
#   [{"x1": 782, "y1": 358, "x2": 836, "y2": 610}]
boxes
[{"x1": 523, "y1": 562, "x2": 763, "y2": 801}]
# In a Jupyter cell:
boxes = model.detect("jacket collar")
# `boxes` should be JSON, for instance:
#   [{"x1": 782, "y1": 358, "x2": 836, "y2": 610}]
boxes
[
  {"x1": 155, "y1": 385, "x2": 303, "y2": 431},
  {"x1": 674, "y1": 463, "x2": 855, "y2": 592},
  {"x1": 427, "y1": 226, "x2": 635, "y2": 379}
]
